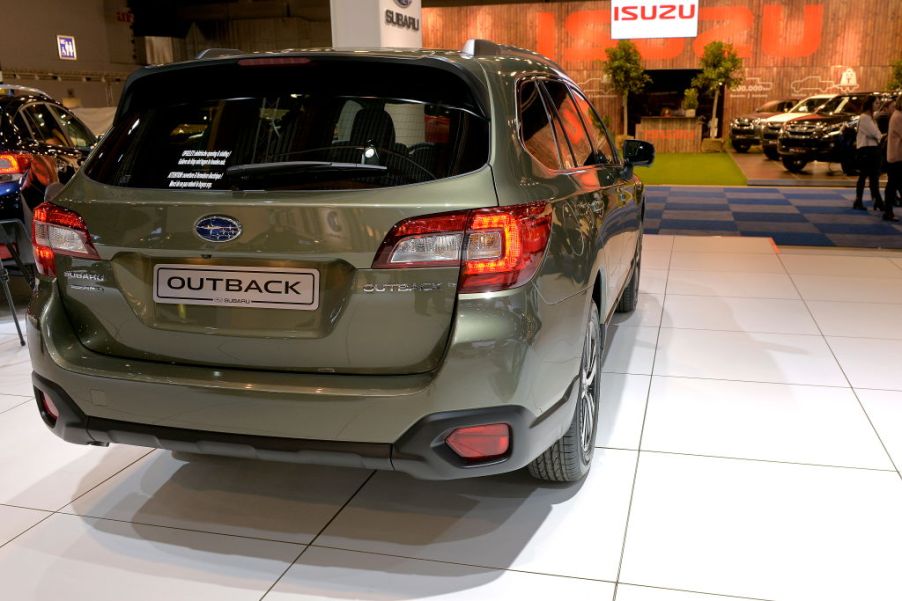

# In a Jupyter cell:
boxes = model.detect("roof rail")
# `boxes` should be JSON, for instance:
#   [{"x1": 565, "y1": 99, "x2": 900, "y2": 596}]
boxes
[
  {"x1": 461, "y1": 39, "x2": 564, "y2": 72},
  {"x1": 196, "y1": 48, "x2": 245, "y2": 60}
]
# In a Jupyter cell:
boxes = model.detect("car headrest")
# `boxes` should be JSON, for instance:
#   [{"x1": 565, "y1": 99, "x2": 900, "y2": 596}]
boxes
[{"x1": 350, "y1": 108, "x2": 396, "y2": 148}]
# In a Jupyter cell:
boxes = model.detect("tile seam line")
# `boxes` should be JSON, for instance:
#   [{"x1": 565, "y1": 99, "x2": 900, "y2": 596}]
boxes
[
  {"x1": 305, "y1": 543, "x2": 622, "y2": 585},
  {"x1": 618, "y1": 581, "x2": 776, "y2": 601},
  {"x1": 594, "y1": 445, "x2": 899, "y2": 474},
  {"x1": 779, "y1": 254, "x2": 902, "y2": 479},
  {"x1": 0, "y1": 449, "x2": 154, "y2": 551},
  {"x1": 612, "y1": 232, "x2": 673, "y2": 600},
  {"x1": 0, "y1": 399, "x2": 30, "y2": 416},
  {"x1": 49, "y1": 510, "x2": 313, "y2": 546},
  {"x1": 621, "y1": 324, "x2": 859, "y2": 340},
  {"x1": 258, "y1": 470, "x2": 376, "y2": 601},
  {"x1": 601, "y1": 371, "x2": 865, "y2": 391},
  {"x1": 629, "y1": 449, "x2": 897, "y2": 474}
]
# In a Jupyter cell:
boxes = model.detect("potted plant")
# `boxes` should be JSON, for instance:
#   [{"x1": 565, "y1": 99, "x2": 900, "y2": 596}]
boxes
[{"x1": 682, "y1": 88, "x2": 699, "y2": 117}]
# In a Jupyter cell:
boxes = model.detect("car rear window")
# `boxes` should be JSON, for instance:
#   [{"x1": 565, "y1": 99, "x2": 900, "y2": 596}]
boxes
[{"x1": 85, "y1": 58, "x2": 490, "y2": 191}]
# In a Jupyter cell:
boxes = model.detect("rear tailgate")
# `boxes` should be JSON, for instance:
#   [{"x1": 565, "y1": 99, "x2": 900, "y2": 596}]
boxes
[{"x1": 55, "y1": 55, "x2": 494, "y2": 375}]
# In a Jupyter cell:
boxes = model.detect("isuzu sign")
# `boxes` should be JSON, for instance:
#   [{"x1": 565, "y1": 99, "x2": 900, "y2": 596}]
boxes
[{"x1": 611, "y1": 0, "x2": 699, "y2": 40}]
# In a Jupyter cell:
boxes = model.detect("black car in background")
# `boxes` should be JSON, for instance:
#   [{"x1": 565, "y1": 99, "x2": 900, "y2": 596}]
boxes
[
  {"x1": 777, "y1": 92, "x2": 876, "y2": 173},
  {"x1": 0, "y1": 85, "x2": 96, "y2": 220},
  {"x1": 729, "y1": 98, "x2": 798, "y2": 153}
]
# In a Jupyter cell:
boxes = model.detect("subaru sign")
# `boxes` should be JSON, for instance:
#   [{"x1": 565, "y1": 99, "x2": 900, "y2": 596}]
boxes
[
  {"x1": 611, "y1": 0, "x2": 699, "y2": 40},
  {"x1": 194, "y1": 216, "x2": 243, "y2": 243},
  {"x1": 57, "y1": 35, "x2": 77, "y2": 61}
]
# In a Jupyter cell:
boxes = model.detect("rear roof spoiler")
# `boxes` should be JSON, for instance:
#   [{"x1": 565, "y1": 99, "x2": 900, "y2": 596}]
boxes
[{"x1": 196, "y1": 48, "x2": 245, "y2": 60}]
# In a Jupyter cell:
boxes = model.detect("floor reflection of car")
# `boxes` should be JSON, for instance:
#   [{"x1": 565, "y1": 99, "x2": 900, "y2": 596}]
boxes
[
  {"x1": 760, "y1": 94, "x2": 836, "y2": 160},
  {"x1": 0, "y1": 85, "x2": 97, "y2": 221},
  {"x1": 29, "y1": 40, "x2": 654, "y2": 483},
  {"x1": 729, "y1": 98, "x2": 798, "y2": 153},
  {"x1": 777, "y1": 92, "x2": 877, "y2": 173}
]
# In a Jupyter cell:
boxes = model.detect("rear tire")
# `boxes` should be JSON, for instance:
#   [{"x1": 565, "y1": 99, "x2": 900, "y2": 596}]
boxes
[
  {"x1": 528, "y1": 301, "x2": 601, "y2": 482},
  {"x1": 782, "y1": 157, "x2": 808, "y2": 173},
  {"x1": 616, "y1": 257, "x2": 640, "y2": 313},
  {"x1": 763, "y1": 147, "x2": 779, "y2": 161}
]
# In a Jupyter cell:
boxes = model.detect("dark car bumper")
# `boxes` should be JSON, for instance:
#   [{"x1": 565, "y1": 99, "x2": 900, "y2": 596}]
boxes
[
  {"x1": 32, "y1": 371, "x2": 577, "y2": 480},
  {"x1": 729, "y1": 127, "x2": 759, "y2": 143},
  {"x1": 778, "y1": 135, "x2": 844, "y2": 161}
]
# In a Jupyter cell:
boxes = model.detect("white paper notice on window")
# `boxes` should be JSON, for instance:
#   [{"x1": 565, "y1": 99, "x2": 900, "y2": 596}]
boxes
[{"x1": 610, "y1": 0, "x2": 699, "y2": 40}]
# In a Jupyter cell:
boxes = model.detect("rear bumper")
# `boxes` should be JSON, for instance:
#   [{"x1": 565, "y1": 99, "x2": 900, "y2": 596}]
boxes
[
  {"x1": 33, "y1": 370, "x2": 577, "y2": 480},
  {"x1": 28, "y1": 280, "x2": 587, "y2": 479}
]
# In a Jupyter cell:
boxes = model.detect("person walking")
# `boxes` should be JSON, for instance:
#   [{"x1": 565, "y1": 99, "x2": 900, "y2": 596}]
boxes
[
  {"x1": 884, "y1": 96, "x2": 902, "y2": 222},
  {"x1": 853, "y1": 96, "x2": 883, "y2": 211}
]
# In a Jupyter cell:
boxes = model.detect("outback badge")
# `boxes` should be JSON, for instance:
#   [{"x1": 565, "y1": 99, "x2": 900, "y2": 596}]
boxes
[{"x1": 195, "y1": 215, "x2": 242, "y2": 243}]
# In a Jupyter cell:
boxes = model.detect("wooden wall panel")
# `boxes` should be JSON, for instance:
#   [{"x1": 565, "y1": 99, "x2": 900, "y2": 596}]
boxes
[{"x1": 423, "y1": 0, "x2": 902, "y2": 134}]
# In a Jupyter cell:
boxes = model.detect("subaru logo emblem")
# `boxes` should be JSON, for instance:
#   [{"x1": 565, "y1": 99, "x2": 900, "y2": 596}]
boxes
[
  {"x1": 194, "y1": 215, "x2": 242, "y2": 243},
  {"x1": 394, "y1": 0, "x2": 412, "y2": 7}
]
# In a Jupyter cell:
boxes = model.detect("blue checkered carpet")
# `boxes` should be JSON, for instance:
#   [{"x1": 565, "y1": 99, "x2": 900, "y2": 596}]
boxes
[{"x1": 644, "y1": 186, "x2": 902, "y2": 248}]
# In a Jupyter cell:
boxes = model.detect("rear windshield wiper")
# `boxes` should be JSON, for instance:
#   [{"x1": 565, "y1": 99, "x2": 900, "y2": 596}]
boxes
[{"x1": 226, "y1": 160, "x2": 388, "y2": 180}]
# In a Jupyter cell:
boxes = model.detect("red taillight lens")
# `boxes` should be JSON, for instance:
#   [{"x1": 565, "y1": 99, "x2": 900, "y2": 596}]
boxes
[
  {"x1": 372, "y1": 203, "x2": 553, "y2": 293},
  {"x1": 31, "y1": 202, "x2": 100, "y2": 277},
  {"x1": 461, "y1": 203, "x2": 552, "y2": 293},
  {"x1": 0, "y1": 153, "x2": 30, "y2": 175},
  {"x1": 446, "y1": 423, "x2": 511, "y2": 461}
]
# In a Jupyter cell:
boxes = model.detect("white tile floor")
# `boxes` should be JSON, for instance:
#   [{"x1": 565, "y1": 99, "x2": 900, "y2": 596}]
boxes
[{"x1": 1, "y1": 235, "x2": 902, "y2": 601}]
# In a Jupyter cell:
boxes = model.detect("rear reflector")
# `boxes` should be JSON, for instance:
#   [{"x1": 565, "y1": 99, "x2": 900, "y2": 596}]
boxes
[
  {"x1": 446, "y1": 423, "x2": 511, "y2": 461},
  {"x1": 32, "y1": 202, "x2": 100, "y2": 276},
  {"x1": 372, "y1": 203, "x2": 552, "y2": 293},
  {"x1": 38, "y1": 391, "x2": 60, "y2": 424}
]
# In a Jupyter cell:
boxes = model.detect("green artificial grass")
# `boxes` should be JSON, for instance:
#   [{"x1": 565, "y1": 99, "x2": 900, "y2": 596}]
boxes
[{"x1": 634, "y1": 153, "x2": 747, "y2": 186}]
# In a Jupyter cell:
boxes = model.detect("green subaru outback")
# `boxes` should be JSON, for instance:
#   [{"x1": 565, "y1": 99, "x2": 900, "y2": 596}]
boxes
[{"x1": 27, "y1": 40, "x2": 652, "y2": 482}]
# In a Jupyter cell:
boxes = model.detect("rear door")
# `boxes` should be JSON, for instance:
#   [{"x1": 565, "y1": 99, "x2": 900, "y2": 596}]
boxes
[
  {"x1": 541, "y1": 79, "x2": 624, "y2": 316},
  {"x1": 57, "y1": 57, "x2": 493, "y2": 375},
  {"x1": 567, "y1": 87, "x2": 639, "y2": 289}
]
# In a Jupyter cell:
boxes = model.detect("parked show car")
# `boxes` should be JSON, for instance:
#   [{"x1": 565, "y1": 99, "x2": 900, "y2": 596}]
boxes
[
  {"x1": 28, "y1": 41, "x2": 653, "y2": 483},
  {"x1": 729, "y1": 98, "x2": 797, "y2": 153},
  {"x1": 0, "y1": 85, "x2": 96, "y2": 220},
  {"x1": 777, "y1": 92, "x2": 876, "y2": 173},
  {"x1": 760, "y1": 94, "x2": 836, "y2": 160}
]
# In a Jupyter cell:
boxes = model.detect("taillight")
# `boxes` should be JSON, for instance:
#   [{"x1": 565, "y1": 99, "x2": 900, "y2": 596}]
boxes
[
  {"x1": 31, "y1": 202, "x2": 99, "y2": 277},
  {"x1": 372, "y1": 202, "x2": 553, "y2": 294},
  {"x1": 0, "y1": 152, "x2": 30, "y2": 176}
]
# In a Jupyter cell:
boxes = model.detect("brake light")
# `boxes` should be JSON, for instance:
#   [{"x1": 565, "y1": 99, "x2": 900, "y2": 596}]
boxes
[
  {"x1": 31, "y1": 202, "x2": 99, "y2": 276},
  {"x1": 238, "y1": 57, "x2": 311, "y2": 67},
  {"x1": 0, "y1": 153, "x2": 30, "y2": 175},
  {"x1": 446, "y1": 423, "x2": 511, "y2": 461},
  {"x1": 372, "y1": 202, "x2": 552, "y2": 294}
]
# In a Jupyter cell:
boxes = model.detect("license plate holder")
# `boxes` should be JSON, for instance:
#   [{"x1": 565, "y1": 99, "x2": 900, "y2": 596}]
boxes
[{"x1": 153, "y1": 264, "x2": 320, "y2": 311}]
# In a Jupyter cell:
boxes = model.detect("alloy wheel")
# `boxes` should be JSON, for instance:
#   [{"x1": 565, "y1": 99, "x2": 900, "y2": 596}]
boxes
[{"x1": 578, "y1": 317, "x2": 599, "y2": 460}]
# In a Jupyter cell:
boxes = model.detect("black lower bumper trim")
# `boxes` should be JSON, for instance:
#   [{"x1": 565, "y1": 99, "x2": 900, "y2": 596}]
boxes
[
  {"x1": 32, "y1": 373, "x2": 393, "y2": 471},
  {"x1": 31, "y1": 372, "x2": 577, "y2": 480}
]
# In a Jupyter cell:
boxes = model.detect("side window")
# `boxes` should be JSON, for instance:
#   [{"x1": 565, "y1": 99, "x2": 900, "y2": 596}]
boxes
[
  {"x1": 12, "y1": 112, "x2": 32, "y2": 137},
  {"x1": 49, "y1": 106, "x2": 96, "y2": 149},
  {"x1": 542, "y1": 80, "x2": 593, "y2": 167},
  {"x1": 518, "y1": 80, "x2": 562, "y2": 170},
  {"x1": 22, "y1": 104, "x2": 68, "y2": 146},
  {"x1": 569, "y1": 88, "x2": 617, "y2": 164}
]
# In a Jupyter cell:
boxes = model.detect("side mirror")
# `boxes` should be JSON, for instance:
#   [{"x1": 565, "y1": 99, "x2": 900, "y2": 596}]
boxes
[
  {"x1": 623, "y1": 139, "x2": 655, "y2": 167},
  {"x1": 44, "y1": 182, "x2": 64, "y2": 203}
]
